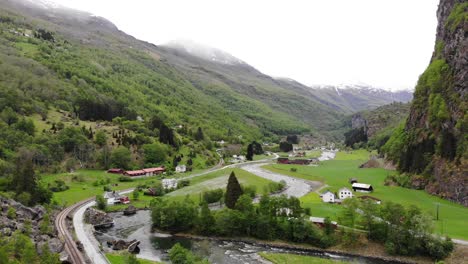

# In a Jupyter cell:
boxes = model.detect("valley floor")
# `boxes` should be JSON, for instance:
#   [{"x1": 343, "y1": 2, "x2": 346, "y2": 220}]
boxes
[{"x1": 262, "y1": 150, "x2": 468, "y2": 240}]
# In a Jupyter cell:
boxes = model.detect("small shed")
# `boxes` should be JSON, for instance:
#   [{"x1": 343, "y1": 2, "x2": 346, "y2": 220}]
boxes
[
  {"x1": 175, "y1": 165, "x2": 186, "y2": 173},
  {"x1": 309, "y1": 217, "x2": 338, "y2": 228},
  {"x1": 349, "y1": 178, "x2": 358, "y2": 184}
]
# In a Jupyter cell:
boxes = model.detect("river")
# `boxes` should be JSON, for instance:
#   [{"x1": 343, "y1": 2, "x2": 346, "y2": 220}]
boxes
[{"x1": 95, "y1": 210, "x2": 403, "y2": 264}]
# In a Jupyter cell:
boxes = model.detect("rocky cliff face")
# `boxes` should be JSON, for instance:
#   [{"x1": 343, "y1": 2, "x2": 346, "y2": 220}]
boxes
[{"x1": 395, "y1": 0, "x2": 467, "y2": 205}]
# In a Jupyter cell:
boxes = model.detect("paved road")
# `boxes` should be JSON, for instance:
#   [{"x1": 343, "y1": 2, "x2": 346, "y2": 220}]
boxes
[{"x1": 72, "y1": 189, "x2": 134, "y2": 264}]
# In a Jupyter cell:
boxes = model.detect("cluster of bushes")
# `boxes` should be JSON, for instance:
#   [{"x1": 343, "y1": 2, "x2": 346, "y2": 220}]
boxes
[
  {"x1": 150, "y1": 194, "x2": 335, "y2": 249},
  {"x1": 340, "y1": 198, "x2": 454, "y2": 260},
  {"x1": 168, "y1": 243, "x2": 209, "y2": 264},
  {"x1": 48, "y1": 179, "x2": 69, "y2": 192}
]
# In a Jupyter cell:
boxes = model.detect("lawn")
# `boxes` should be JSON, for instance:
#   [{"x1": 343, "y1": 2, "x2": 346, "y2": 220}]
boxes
[
  {"x1": 259, "y1": 252, "x2": 347, "y2": 264},
  {"x1": 166, "y1": 168, "x2": 276, "y2": 202},
  {"x1": 263, "y1": 150, "x2": 468, "y2": 240},
  {"x1": 106, "y1": 253, "x2": 160, "y2": 264}
]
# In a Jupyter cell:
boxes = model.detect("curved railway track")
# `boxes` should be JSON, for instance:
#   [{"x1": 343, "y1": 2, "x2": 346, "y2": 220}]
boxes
[{"x1": 55, "y1": 198, "x2": 94, "y2": 264}]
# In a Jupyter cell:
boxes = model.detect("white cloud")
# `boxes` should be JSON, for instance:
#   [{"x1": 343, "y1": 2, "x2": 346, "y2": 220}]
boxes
[{"x1": 50, "y1": 0, "x2": 439, "y2": 90}]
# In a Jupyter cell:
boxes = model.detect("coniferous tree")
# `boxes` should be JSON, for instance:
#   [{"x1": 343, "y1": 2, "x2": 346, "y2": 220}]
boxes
[
  {"x1": 225, "y1": 171, "x2": 243, "y2": 209},
  {"x1": 246, "y1": 143, "x2": 254, "y2": 161},
  {"x1": 195, "y1": 127, "x2": 204, "y2": 141}
]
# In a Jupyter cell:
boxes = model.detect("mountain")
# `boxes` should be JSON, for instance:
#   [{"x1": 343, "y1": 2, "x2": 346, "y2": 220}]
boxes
[
  {"x1": 381, "y1": 0, "x2": 467, "y2": 205},
  {"x1": 307, "y1": 84, "x2": 413, "y2": 113},
  {"x1": 0, "y1": 0, "x2": 413, "y2": 143}
]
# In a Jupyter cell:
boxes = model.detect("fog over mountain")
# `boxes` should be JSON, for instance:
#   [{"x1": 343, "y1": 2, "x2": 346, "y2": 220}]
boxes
[{"x1": 36, "y1": 0, "x2": 439, "y2": 91}]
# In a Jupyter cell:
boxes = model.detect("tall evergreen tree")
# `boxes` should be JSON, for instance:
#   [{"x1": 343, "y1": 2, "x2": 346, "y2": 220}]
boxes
[
  {"x1": 246, "y1": 143, "x2": 254, "y2": 161},
  {"x1": 195, "y1": 127, "x2": 204, "y2": 141},
  {"x1": 225, "y1": 171, "x2": 243, "y2": 209}
]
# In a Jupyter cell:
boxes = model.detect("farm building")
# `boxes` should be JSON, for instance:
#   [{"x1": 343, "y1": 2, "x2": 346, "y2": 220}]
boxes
[
  {"x1": 320, "y1": 191, "x2": 335, "y2": 203},
  {"x1": 352, "y1": 183, "x2": 373, "y2": 193},
  {"x1": 309, "y1": 217, "x2": 338, "y2": 228},
  {"x1": 338, "y1": 187, "x2": 353, "y2": 199},
  {"x1": 162, "y1": 178, "x2": 178, "y2": 189},
  {"x1": 107, "y1": 168, "x2": 124, "y2": 174},
  {"x1": 175, "y1": 165, "x2": 186, "y2": 173},
  {"x1": 123, "y1": 167, "x2": 165, "y2": 177},
  {"x1": 358, "y1": 195, "x2": 381, "y2": 204}
]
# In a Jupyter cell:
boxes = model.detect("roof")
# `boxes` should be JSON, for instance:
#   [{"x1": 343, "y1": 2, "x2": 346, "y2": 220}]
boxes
[
  {"x1": 104, "y1": 192, "x2": 121, "y2": 199},
  {"x1": 125, "y1": 170, "x2": 146, "y2": 175},
  {"x1": 310, "y1": 217, "x2": 338, "y2": 225},
  {"x1": 358, "y1": 195, "x2": 381, "y2": 201},
  {"x1": 143, "y1": 167, "x2": 165, "y2": 173},
  {"x1": 352, "y1": 183, "x2": 372, "y2": 189},
  {"x1": 339, "y1": 187, "x2": 352, "y2": 192},
  {"x1": 320, "y1": 190, "x2": 334, "y2": 197}
]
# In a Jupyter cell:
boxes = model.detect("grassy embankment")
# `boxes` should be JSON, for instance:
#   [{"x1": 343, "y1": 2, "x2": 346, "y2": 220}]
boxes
[
  {"x1": 259, "y1": 252, "x2": 348, "y2": 264},
  {"x1": 263, "y1": 149, "x2": 468, "y2": 240},
  {"x1": 106, "y1": 253, "x2": 160, "y2": 264}
]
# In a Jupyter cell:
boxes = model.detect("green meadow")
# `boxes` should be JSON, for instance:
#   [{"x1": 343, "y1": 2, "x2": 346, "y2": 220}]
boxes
[
  {"x1": 259, "y1": 252, "x2": 348, "y2": 264},
  {"x1": 106, "y1": 253, "x2": 160, "y2": 264},
  {"x1": 166, "y1": 168, "x2": 275, "y2": 202},
  {"x1": 263, "y1": 150, "x2": 468, "y2": 240}
]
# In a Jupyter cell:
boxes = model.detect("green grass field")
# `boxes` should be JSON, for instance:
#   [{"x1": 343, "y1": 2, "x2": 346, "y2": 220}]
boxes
[
  {"x1": 259, "y1": 252, "x2": 348, "y2": 264},
  {"x1": 106, "y1": 253, "x2": 160, "y2": 264},
  {"x1": 166, "y1": 168, "x2": 275, "y2": 202},
  {"x1": 263, "y1": 150, "x2": 468, "y2": 240}
]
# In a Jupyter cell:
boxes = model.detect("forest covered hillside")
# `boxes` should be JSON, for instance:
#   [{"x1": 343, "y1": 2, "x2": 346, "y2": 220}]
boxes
[{"x1": 381, "y1": 0, "x2": 467, "y2": 206}]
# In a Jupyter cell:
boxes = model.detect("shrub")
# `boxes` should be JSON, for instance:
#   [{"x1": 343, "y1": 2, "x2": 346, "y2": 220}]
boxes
[
  {"x1": 119, "y1": 176, "x2": 133, "y2": 182},
  {"x1": 7, "y1": 207, "x2": 16, "y2": 219},
  {"x1": 202, "y1": 188, "x2": 224, "y2": 204},
  {"x1": 95, "y1": 195, "x2": 107, "y2": 210}
]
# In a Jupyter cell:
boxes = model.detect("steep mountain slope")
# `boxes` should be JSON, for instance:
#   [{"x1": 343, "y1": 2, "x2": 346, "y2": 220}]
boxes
[
  {"x1": 351, "y1": 102, "x2": 411, "y2": 138},
  {"x1": 382, "y1": 0, "x2": 467, "y2": 205},
  {"x1": 0, "y1": 0, "x2": 413, "y2": 142}
]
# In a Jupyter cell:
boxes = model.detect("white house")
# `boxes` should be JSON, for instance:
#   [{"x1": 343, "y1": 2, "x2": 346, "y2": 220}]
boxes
[
  {"x1": 320, "y1": 191, "x2": 335, "y2": 203},
  {"x1": 338, "y1": 187, "x2": 353, "y2": 200},
  {"x1": 162, "y1": 178, "x2": 178, "y2": 189},
  {"x1": 103, "y1": 191, "x2": 122, "y2": 205},
  {"x1": 175, "y1": 165, "x2": 186, "y2": 173}
]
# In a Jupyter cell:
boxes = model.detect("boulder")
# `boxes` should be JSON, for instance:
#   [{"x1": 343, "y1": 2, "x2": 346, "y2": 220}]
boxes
[{"x1": 84, "y1": 208, "x2": 113, "y2": 226}]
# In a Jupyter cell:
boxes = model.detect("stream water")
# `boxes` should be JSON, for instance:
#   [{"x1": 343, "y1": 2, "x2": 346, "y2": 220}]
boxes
[{"x1": 95, "y1": 211, "x2": 403, "y2": 264}]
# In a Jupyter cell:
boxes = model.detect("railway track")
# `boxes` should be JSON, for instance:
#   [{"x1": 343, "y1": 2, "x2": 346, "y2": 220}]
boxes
[
  {"x1": 55, "y1": 198, "x2": 94, "y2": 264},
  {"x1": 55, "y1": 188, "x2": 135, "y2": 264}
]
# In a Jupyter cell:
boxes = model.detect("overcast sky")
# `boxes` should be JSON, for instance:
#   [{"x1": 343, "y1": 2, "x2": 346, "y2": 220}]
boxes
[{"x1": 50, "y1": 0, "x2": 439, "y2": 90}]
